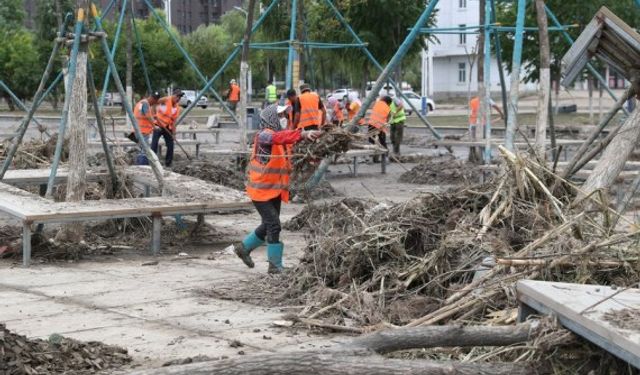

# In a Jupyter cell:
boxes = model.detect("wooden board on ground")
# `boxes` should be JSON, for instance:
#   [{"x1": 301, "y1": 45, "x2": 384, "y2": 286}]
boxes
[
  {"x1": 517, "y1": 280, "x2": 640, "y2": 368},
  {"x1": 431, "y1": 139, "x2": 583, "y2": 148},
  {"x1": 1, "y1": 168, "x2": 109, "y2": 186}
]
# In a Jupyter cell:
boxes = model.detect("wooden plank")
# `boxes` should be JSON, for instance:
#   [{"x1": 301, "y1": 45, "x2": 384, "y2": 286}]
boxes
[
  {"x1": 517, "y1": 280, "x2": 640, "y2": 369},
  {"x1": 431, "y1": 139, "x2": 582, "y2": 147},
  {"x1": 1, "y1": 168, "x2": 109, "y2": 186},
  {"x1": 561, "y1": 17, "x2": 603, "y2": 85},
  {"x1": 0, "y1": 182, "x2": 54, "y2": 220}
]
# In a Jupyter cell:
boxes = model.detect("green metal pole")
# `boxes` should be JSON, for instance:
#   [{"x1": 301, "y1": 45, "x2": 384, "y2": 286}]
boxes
[
  {"x1": 544, "y1": 4, "x2": 627, "y2": 114},
  {"x1": 0, "y1": 81, "x2": 50, "y2": 133},
  {"x1": 141, "y1": 0, "x2": 240, "y2": 126},
  {"x1": 45, "y1": 10, "x2": 85, "y2": 198},
  {"x1": 174, "y1": 0, "x2": 281, "y2": 126},
  {"x1": 504, "y1": 0, "x2": 526, "y2": 152},
  {"x1": 482, "y1": 0, "x2": 493, "y2": 163},
  {"x1": 92, "y1": 3, "x2": 165, "y2": 189},
  {"x1": 323, "y1": 0, "x2": 443, "y2": 140},
  {"x1": 490, "y1": 0, "x2": 508, "y2": 126},
  {"x1": 285, "y1": 0, "x2": 298, "y2": 90},
  {"x1": 99, "y1": 0, "x2": 128, "y2": 107}
]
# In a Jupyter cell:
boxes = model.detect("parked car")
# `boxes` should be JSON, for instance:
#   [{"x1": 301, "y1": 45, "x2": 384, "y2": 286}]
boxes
[
  {"x1": 326, "y1": 88, "x2": 359, "y2": 102},
  {"x1": 365, "y1": 81, "x2": 400, "y2": 99},
  {"x1": 103, "y1": 92, "x2": 123, "y2": 106},
  {"x1": 179, "y1": 90, "x2": 208, "y2": 109},
  {"x1": 400, "y1": 90, "x2": 435, "y2": 115}
]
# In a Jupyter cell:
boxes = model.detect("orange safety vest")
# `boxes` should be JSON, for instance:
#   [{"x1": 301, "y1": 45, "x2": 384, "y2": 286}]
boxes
[
  {"x1": 367, "y1": 100, "x2": 390, "y2": 133},
  {"x1": 297, "y1": 91, "x2": 321, "y2": 129},
  {"x1": 155, "y1": 97, "x2": 176, "y2": 130},
  {"x1": 133, "y1": 99, "x2": 154, "y2": 135},
  {"x1": 333, "y1": 102, "x2": 344, "y2": 122},
  {"x1": 469, "y1": 96, "x2": 480, "y2": 125},
  {"x1": 246, "y1": 129, "x2": 292, "y2": 203},
  {"x1": 229, "y1": 83, "x2": 240, "y2": 101},
  {"x1": 348, "y1": 101, "x2": 365, "y2": 125}
]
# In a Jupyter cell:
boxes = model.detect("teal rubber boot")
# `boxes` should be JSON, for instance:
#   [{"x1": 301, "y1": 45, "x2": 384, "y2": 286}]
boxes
[
  {"x1": 267, "y1": 242, "x2": 284, "y2": 274},
  {"x1": 234, "y1": 232, "x2": 264, "y2": 268}
]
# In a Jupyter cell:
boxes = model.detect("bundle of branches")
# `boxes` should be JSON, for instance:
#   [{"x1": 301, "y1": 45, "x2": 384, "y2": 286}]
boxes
[
  {"x1": 398, "y1": 153, "x2": 483, "y2": 185},
  {"x1": 290, "y1": 125, "x2": 367, "y2": 182},
  {"x1": 0, "y1": 323, "x2": 131, "y2": 374},
  {"x1": 275, "y1": 146, "x2": 640, "y2": 332},
  {"x1": 1, "y1": 134, "x2": 68, "y2": 169},
  {"x1": 172, "y1": 160, "x2": 245, "y2": 191}
]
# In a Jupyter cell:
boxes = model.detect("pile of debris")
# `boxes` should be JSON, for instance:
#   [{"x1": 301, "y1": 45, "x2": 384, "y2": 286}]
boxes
[
  {"x1": 1, "y1": 135, "x2": 68, "y2": 169},
  {"x1": 172, "y1": 160, "x2": 245, "y2": 191},
  {"x1": 265, "y1": 147, "x2": 640, "y2": 369},
  {"x1": 0, "y1": 324, "x2": 131, "y2": 374},
  {"x1": 398, "y1": 153, "x2": 482, "y2": 185}
]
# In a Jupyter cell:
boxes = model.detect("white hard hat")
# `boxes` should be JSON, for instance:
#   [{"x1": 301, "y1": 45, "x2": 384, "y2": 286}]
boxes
[
  {"x1": 276, "y1": 105, "x2": 290, "y2": 114},
  {"x1": 230, "y1": 79, "x2": 236, "y2": 84}
]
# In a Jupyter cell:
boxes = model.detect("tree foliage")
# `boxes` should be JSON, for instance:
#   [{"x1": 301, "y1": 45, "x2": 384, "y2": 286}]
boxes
[
  {"x1": 497, "y1": 0, "x2": 640, "y2": 83},
  {"x1": 0, "y1": 0, "x2": 26, "y2": 30},
  {"x1": 0, "y1": 29, "x2": 41, "y2": 102}
]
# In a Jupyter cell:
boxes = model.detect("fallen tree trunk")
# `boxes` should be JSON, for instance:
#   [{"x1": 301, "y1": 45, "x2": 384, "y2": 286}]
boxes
[
  {"x1": 130, "y1": 324, "x2": 541, "y2": 375},
  {"x1": 577, "y1": 106, "x2": 640, "y2": 201},
  {"x1": 130, "y1": 352, "x2": 535, "y2": 375}
]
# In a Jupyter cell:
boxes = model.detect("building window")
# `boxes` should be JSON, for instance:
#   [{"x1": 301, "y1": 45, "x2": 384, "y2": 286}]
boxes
[
  {"x1": 459, "y1": 24, "x2": 466, "y2": 45},
  {"x1": 458, "y1": 63, "x2": 466, "y2": 83},
  {"x1": 459, "y1": 0, "x2": 467, "y2": 8}
]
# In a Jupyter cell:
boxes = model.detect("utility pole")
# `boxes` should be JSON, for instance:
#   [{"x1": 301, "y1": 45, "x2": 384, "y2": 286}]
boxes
[
  {"x1": 57, "y1": 0, "x2": 89, "y2": 242},
  {"x1": 239, "y1": 0, "x2": 257, "y2": 150}
]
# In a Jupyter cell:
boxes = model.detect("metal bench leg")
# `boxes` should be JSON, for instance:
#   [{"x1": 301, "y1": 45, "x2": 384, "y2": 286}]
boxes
[
  {"x1": 144, "y1": 184, "x2": 150, "y2": 197},
  {"x1": 151, "y1": 213, "x2": 162, "y2": 255},
  {"x1": 196, "y1": 144, "x2": 200, "y2": 158},
  {"x1": 381, "y1": 154, "x2": 387, "y2": 174},
  {"x1": 192, "y1": 133, "x2": 197, "y2": 140},
  {"x1": 352, "y1": 157, "x2": 357, "y2": 177},
  {"x1": 197, "y1": 214, "x2": 205, "y2": 226},
  {"x1": 215, "y1": 132, "x2": 220, "y2": 144},
  {"x1": 23, "y1": 221, "x2": 32, "y2": 267}
]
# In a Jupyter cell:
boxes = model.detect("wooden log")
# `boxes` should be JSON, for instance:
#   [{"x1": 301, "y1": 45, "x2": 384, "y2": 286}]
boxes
[
  {"x1": 129, "y1": 324, "x2": 540, "y2": 375},
  {"x1": 129, "y1": 352, "x2": 534, "y2": 375},
  {"x1": 578, "y1": 104, "x2": 640, "y2": 201}
]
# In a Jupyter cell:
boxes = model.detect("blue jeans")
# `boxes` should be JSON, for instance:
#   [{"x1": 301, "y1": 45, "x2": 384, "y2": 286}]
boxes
[
  {"x1": 135, "y1": 134, "x2": 151, "y2": 165},
  {"x1": 151, "y1": 128, "x2": 174, "y2": 167}
]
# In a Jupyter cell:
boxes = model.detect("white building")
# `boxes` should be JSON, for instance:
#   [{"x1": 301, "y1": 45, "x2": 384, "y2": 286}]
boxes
[{"x1": 421, "y1": 0, "x2": 534, "y2": 99}]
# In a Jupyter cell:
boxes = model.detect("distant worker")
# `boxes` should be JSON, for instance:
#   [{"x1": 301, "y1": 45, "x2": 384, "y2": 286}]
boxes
[
  {"x1": 327, "y1": 97, "x2": 344, "y2": 126},
  {"x1": 285, "y1": 89, "x2": 297, "y2": 129},
  {"x1": 265, "y1": 81, "x2": 278, "y2": 107},
  {"x1": 227, "y1": 79, "x2": 240, "y2": 113},
  {"x1": 389, "y1": 97, "x2": 406, "y2": 155},
  {"x1": 229, "y1": 104, "x2": 322, "y2": 273},
  {"x1": 347, "y1": 92, "x2": 365, "y2": 128},
  {"x1": 131, "y1": 91, "x2": 161, "y2": 165},
  {"x1": 293, "y1": 84, "x2": 326, "y2": 130},
  {"x1": 468, "y1": 96, "x2": 504, "y2": 132},
  {"x1": 152, "y1": 89, "x2": 184, "y2": 167},
  {"x1": 366, "y1": 95, "x2": 392, "y2": 162}
]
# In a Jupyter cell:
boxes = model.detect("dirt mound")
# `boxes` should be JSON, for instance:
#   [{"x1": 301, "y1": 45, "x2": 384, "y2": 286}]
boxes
[
  {"x1": 398, "y1": 154, "x2": 481, "y2": 185},
  {"x1": 0, "y1": 324, "x2": 131, "y2": 374},
  {"x1": 172, "y1": 160, "x2": 245, "y2": 190}
]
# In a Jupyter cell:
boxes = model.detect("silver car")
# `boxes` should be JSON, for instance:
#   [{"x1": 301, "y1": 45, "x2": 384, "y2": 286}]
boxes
[{"x1": 179, "y1": 90, "x2": 209, "y2": 109}]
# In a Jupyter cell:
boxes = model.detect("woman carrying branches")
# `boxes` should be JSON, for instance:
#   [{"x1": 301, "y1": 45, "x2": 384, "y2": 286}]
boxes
[{"x1": 227, "y1": 104, "x2": 321, "y2": 274}]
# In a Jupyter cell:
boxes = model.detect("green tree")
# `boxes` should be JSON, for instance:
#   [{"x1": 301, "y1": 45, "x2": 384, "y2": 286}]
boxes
[
  {"x1": 0, "y1": 0, "x2": 26, "y2": 30},
  {"x1": 497, "y1": 1, "x2": 640, "y2": 83},
  {"x1": 0, "y1": 29, "x2": 41, "y2": 110}
]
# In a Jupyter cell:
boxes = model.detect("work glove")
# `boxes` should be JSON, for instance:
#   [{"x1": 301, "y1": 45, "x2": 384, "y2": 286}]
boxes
[{"x1": 301, "y1": 130, "x2": 322, "y2": 141}]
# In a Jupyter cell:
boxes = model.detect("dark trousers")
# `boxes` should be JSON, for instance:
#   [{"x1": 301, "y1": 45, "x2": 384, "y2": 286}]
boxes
[
  {"x1": 390, "y1": 122, "x2": 404, "y2": 154},
  {"x1": 151, "y1": 128, "x2": 174, "y2": 167},
  {"x1": 253, "y1": 197, "x2": 282, "y2": 244},
  {"x1": 368, "y1": 125, "x2": 388, "y2": 149}
]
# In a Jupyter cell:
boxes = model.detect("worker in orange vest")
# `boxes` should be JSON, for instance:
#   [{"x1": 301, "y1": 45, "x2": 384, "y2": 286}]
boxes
[
  {"x1": 293, "y1": 84, "x2": 326, "y2": 130},
  {"x1": 152, "y1": 89, "x2": 184, "y2": 167},
  {"x1": 327, "y1": 96, "x2": 344, "y2": 126},
  {"x1": 366, "y1": 96, "x2": 393, "y2": 162},
  {"x1": 227, "y1": 79, "x2": 240, "y2": 114},
  {"x1": 346, "y1": 92, "x2": 365, "y2": 131},
  {"x1": 468, "y1": 96, "x2": 504, "y2": 134},
  {"x1": 131, "y1": 91, "x2": 161, "y2": 165},
  {"x1": 228, "y1": 104, "x2": 321, "y2": 274}
]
